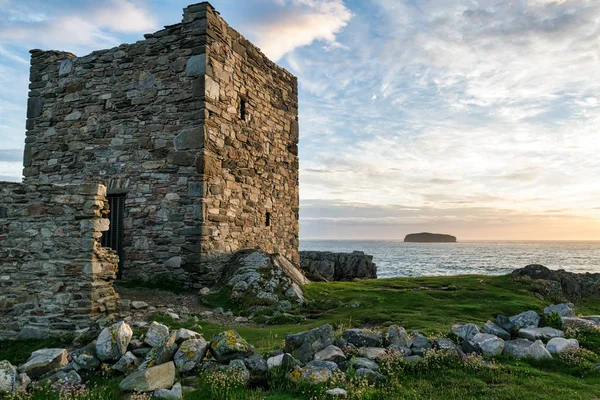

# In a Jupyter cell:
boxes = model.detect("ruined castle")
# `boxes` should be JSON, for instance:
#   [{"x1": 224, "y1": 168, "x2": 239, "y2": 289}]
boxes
[{"x1": 0, "y1": 2, "x2": 299, "y2": 337}]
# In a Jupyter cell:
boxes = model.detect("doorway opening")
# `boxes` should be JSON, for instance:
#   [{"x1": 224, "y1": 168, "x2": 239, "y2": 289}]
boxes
[{"x1": 102, "y1": 194, "x2": 125, "y2": 279}]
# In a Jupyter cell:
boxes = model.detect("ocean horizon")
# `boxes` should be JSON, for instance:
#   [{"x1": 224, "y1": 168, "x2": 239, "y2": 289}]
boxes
[{"x1": 300, "y1": 240, "x2": 600, "y2": 278}]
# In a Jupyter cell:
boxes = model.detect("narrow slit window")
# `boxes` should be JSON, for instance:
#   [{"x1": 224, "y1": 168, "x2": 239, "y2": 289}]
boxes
[
  {"x1": 265, "y1": 212, "x2": 271, "y2": 227},
  {"x1": 240, "y1": 98, "x2": 246, "y2": 120}
]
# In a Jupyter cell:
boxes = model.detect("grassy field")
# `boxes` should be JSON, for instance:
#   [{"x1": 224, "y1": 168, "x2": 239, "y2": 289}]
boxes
[{"x1": 3, "y1": 274, "x2": 600, "y2": 399}]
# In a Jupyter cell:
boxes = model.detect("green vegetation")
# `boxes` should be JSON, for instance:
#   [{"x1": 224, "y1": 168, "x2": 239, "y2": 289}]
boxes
[{"x1": 3, "y1": 274, "x2": 600, "y2": 400}]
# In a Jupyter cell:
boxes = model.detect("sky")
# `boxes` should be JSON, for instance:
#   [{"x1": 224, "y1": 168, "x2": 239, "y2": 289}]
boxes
[{"x1": 1, "y1": 0, "x2": 600, "y2": 241}]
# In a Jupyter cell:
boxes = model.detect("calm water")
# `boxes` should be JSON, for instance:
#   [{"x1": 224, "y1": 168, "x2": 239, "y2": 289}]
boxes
[{"x1": 300, "y1": 240, "x2": 600, "y2": 278}]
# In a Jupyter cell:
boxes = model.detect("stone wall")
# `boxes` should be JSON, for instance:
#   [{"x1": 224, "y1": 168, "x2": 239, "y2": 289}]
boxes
[
  {"x1": 299, "y1": 251, "x2": 377, "y2": 282},
  {"x1": 198, "y1": 4, "x2": 300, "y2": 273},
  {"x1": 20, "y1": 2, "x2": 299, "y2": 287},
  {"x1": 0, "y1": 183, "x2": 118, "y2": 339}
]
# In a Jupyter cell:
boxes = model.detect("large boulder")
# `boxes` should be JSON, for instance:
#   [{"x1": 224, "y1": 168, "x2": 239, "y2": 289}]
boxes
[
  {"x1": 140, "y1": 333, "x2": 178, "y2": 369},
  {"x1": 410, "y1": 332, "x2": 432, "y2": 356},
  {"x1": 471, "y1": 333, "x2": 504, "y2": 357},
  {"x1": 561, "y1": 317, "x2": 598, "y2": 330},
  {"x1": 0, "y1": 361, "x2": 17, "y2": 394},
  {"x1": 314, "y1": 345, "x2": 346, "y2": 363},
  {"x1": 209, "y1": 330, "x2": 254, "y2": 362},
  {"x1": 284, "y1": 324, "x2": 335, "y2": 363},
  {"x1": 450, "y1": 323, "x2": 480, "y2": 341},
  {"x1": 517, "y1": 327, "x2": 564, "y2": 342},
  {"x1": 174, "y1": 338, "x2": 209, "y2": 372},
  {"x1": 300, "y1": 367, "x2": 332, "y2": 384},
  {"x1": 509, "y1": 311, "x2": 541, "y2": 331},
  {"x1": 96, "y1": 321, "x2": 133, "y2": 361},
  {"x1": 544, "y1": 303, "x2": 575, "y2": 317},
  {"x1": 119, "y1": 361, "x2": 175, "y2": 392},
  {"x1": 18, "y1": 349, "x2": 68, "y2": 378},
  {"x1": 221, "y1": 250, "x2": 308, "y2": 307},
  {"x1": 342, "y1": 329, "x2": 386, "y2": 348},
  {"x1": 299, "y1": 251, "x2": 377, "y2": 281},
  {"x1": 546, "y1": 338, "x2": 579, "y2": 355},
  {"x1": 504, "y1": 339, "x2": 552, "y2": 360},
  {"x1": 388, "y1": 325, "x2": 412, "y2": 348},
  {"x1": 483, "y1": 321, "x2": 511, "y2": 340}
]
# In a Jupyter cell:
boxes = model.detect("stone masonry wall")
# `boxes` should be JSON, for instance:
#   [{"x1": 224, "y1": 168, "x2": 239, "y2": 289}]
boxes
[
  {"x1": 20, "y1": 2, "x2": 299, "y2": 287},
  {"x1": 199, "y1": 5, "x2": 300, "y2": 273},
  {"x1": 0, "y1": 183, "x2": 118, "y2": 339}
]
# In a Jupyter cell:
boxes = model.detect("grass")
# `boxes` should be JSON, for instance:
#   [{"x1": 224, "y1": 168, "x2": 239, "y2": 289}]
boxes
[{"x1": 2, "y1": 274, "x2": 600, "y2": 400}]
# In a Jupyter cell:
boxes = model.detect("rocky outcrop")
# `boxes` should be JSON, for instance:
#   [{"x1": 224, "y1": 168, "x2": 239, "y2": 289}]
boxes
[
  {"x1": 220, "y1": 250, "x2": 308, "y2": 307},
  {"x1": 512, "y1": 264, "x2": 600, "y2": 300},
  {"x1": 404, "y1": 233, "x2": 457, "y2": 243},
  {"x1": 299, "y1": 251, "x2": 377, "y2": 281}
]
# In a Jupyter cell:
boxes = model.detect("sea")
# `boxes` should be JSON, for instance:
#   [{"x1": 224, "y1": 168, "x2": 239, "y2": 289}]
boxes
[{"x1": 299, "y1": 240, "x2": 600, "y2": 278}]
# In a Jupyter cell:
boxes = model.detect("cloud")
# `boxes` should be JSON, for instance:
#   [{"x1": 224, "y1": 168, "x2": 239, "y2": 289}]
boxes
[
  {"x1": 0, "y1": 0, "x2": 158, "y2": 52},
  {"x1": 221, "y1": 0, "x2": 352, "y2": 61},
  {"x1": 287, "y1": 0, "x2": 600, "y2": 239}
]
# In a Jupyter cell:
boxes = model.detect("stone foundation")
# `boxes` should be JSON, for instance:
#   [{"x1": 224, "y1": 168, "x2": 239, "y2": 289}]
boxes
[{"x1": 0, "y1": 183, "x2": 118, "y2": 339}]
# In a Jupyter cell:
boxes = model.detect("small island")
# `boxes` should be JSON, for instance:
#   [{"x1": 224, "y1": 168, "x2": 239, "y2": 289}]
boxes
[{"x1": 404, "y1": 232, "x2": 457, "y2": 243}]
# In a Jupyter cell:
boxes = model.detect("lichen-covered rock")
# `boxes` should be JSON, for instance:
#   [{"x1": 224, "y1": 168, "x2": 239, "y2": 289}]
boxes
[
  {"x1": 222, "y1": 250, "x2": 308, "y2": 308},
  {"x1": 300, "y1": 367, "x2": 332, "y2": 384},
  {"x1": 0, "y1": 361, "x2": 17, "y2": 394},
  {"x1": 450, "y1": 323, "x2": 480, "y2": 341},
  {"x1": 342, "y1": 329, "x2": 386, "y2": 348},
  {"x1": 145, "y1": 322, "x2": 170, "y2": 347},
  {"x1": 284, "y1": 324, "x2": 335, "y2": 363},
  {"x1": 388, "y1": 325, "x2": 412, "y2": 348},
  {"x1": 96, "y1": 321, "x2": 133, "y2": 361},
  {"x1": 546, "y1": 338, "x2": 579, "y2": 355},
  {"x1": 314, "y1": 345, "x2": 346, "y2": 363},
  {"x1": 209, "y1": 330, "x2": 254, "y2": 362},
  {"x1": 113, "y1": 352, "x2": 141, "y2": 374},
  {"x1": 544, "y1": 303, "x2": 575, "y2": 317},
  {"x1": 432, "y1": 338, "x2": 460, "y2": 356},
  {"x1": 71, "y1": 342, "x2": 101, "y2": 370},
  {"x1": 561, "y1": 317, "x2": 598, "y2": 330},
  {"x1": 483, "y1": 321, "x2": 511, "y2": 340},
  {"x1": 504, "y1": 339, "x2": 552, "y2": 360},
  {"x1": 307, "y1": 360, "x2": 340, "y2": 372},
  {"x1": 174, "y1": 338, "x2": 209, "y2": 372},
  {"x1": 509, "y1": 311, "x2": 540, "y2": 331},
  {"x1": 175, "y1": 329, "x2": 203, "y2": 344},
  {"x1": 140, "y1": 333, "x2": 178, "y2": 369},
  {"x1": 518, "y1": 327, "x2": 564, "y2": 342},
  {"x1": 119, "y1": 361, "x2": 175, "y2": 392},
  {"x1": 358, "y1": 347, "x2": 386, "y2": 360},
  {"x1": 471, "y1": 333, "x2": 504, "y2": 357},
  {"x1": 18, "y1": 348, "x2": 68, "y2": 378}
]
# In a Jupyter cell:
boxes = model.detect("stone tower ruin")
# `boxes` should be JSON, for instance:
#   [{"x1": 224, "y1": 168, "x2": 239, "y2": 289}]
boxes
[{"x1": 0, "y1": 2, "x2": 299, "y2": 336}]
